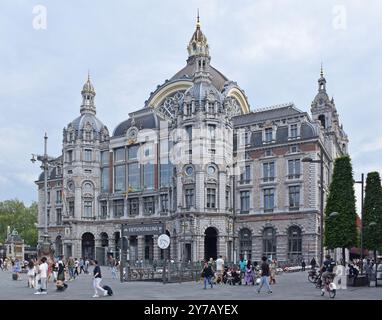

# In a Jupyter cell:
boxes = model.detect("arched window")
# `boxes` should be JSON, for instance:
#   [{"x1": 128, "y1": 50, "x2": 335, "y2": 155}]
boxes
[
  {"x1": 288, "y1": 226, "x2": 302, "y2": 262},
  {"x1": 239, "y1": 228, "x2": 252, "y2": 261},
  {"x1": 262, "y1": 227, "x2": 276, "y2": 259}
]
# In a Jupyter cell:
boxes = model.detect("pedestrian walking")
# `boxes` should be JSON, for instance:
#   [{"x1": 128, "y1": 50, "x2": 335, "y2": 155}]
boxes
[
  {"x1": 310, "y1": 257, "x2": 317, "y2": 270},
  {"x1": 301, "y1": 259, "x2": 306, "y2": 271},
  {"x1": 34, "y1": 257, "x2": 48, "y2": 295},
  {"x1": 201, "y1": 262, "x2": 214, "y2": 289},
  {"x1": 56, "y1": 258, "x2": 68, "y2": 291},
  {"x1": 0, "y1": 258, "x2": 3, "y2": 271},
  {"x1": 79, "y1": 258, "x2": 84, "y2": 274},
  {"x1": 27, "y1": 260, "x2": 35, "y2": 288},
  {"x1": 239, "y1": 256, "x2": 246, "y2": 283},
  {"x1": 257, "y1": 256, "x2": 272, "y2": 294},
  {"x1": 68, "y1": 257, "x2": 75, "y2": 280},
  {"x1": 111, "y1": 258, "x2": 117, "y2": 280},
  {"x1": 92, "y1": 260, "x2": 108, "y2": 298},
  {"x1": 85, "y1": 258, "x2": 90, "y2": 274},
  {"x1": 74, "y1": 258, "x2": 79, "y2": 277},
  {"x1": 365, "y1": 259, "x2": 372, "y2": 287},
  {"x1": 244, "y1": 260, "x2": 254, "y2": 285},
  {"x1": 269, "y1": 259, "x2": 277, "y2": 284},
  {"x1": 215, "y1": 255, "x2": 224, "y2": 283}
]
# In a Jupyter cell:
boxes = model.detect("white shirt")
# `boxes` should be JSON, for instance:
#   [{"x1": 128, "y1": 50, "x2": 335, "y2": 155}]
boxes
[
  {"x1": 39, "y1": 262, "x2": 48, "y2": 278},
  {"x1": 216, "y1": 258, "x2": 224, "y2": 271}
]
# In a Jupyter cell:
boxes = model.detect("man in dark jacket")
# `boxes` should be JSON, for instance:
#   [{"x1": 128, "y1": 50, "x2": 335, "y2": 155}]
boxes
[
  {"x1": 257, "y1": 256, "x2": 272, "y2": 294},
  {"x1": 310, "y1": 257, "x2": 317, "y2": 270},
  {"x1": 202, "y1": 262, "x2": 214, "y2": 289}
]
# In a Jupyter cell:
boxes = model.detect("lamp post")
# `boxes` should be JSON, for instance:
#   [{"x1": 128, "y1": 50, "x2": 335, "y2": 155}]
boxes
[
  {"x1": 31, "y1": 133, "x2": 58, "y2": 258},
  {"x1": 354, "y1": 174, "x2": 365, "y2": 273},
  {"x1": 302, "y1": 147, "x2": 324, "y2": 266}
]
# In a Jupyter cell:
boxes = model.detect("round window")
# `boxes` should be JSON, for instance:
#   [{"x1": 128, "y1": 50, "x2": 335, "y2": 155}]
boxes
[
  {"x1": 185, "y1": 166, "x2": 193, "y2": 176},
  {"x1": 208, "y1": 166, "x2": 216, "y2": 175}
]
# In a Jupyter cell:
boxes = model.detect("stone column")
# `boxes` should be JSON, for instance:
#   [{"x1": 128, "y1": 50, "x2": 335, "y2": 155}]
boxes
[
  {"x1": 137, "y1": 235, "x2": 145, "y2": 261},
  {"x1": 195, "y1": 171, "x2": 204, "y2": 210},
  {"x1": 74, "y1": 187, "x2": 82, "y2": 219},
  {"x1": 153, "y1": 235, "x2": 160, "y2": 261},
  {"x1": 219, "y1": 171, "x2": 226, "y2": 212}
]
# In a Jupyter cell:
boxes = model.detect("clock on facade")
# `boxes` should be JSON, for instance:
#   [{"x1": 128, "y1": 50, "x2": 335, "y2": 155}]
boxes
[
  {"x1": 207, "y1": 166, "x2": 216, "y2": 175},
  {"x1": 185, "y1": 166, "x2": 194, "y2": 176}
]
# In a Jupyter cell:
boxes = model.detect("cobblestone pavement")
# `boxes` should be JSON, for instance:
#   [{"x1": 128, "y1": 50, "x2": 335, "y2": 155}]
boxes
[{"x1": 0, "y1": 267, "x2": 381, "y2": 300}]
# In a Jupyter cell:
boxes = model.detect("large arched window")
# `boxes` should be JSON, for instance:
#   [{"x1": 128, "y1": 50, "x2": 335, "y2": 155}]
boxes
[
  {"x1": 239, "y1": 228, "x2": 252, "y2": 261},
  {"x1": 288, "y1": 226, "x2": 302, "y2": 262},
  {"x1": 262, "y1": 227, "x2": 276, "y2": 259}
]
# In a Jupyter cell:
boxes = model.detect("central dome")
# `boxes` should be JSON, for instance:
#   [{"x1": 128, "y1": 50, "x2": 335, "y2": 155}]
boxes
[{"x1": 170, "y1": 57, "x2": 228, "y2": 92}]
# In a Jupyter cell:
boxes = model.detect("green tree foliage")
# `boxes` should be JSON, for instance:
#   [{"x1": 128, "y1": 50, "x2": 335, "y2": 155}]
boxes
[
  {"x1": 324, "y1": 156, "x2": 357, "y2": 262},
  {"x1": 363, "y1": 172, "x2": 382, "y2": 253},
  {"x1": 0, "y1": 200, "x2": 38, "y2": 246}
]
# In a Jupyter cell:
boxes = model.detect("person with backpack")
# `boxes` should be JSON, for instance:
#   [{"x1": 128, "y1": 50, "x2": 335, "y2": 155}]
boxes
[
  {"x1": 257, "y1": 256, "x2": 272, "y2": 294},
  {"x1": 92, "y1": 260, "x2": 108, "y2": 298}
]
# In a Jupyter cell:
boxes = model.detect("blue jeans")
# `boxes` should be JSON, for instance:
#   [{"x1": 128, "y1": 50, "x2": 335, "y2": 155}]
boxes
[
  {"x1": 204, "y1": 276, "x2": 212, "y2": 289},
  {"x1": 258, "y1": 276, "x2": 271, "y2": 292},
  {"x1": 111, "y1": 267, "x2": 117, "y2": 279}
]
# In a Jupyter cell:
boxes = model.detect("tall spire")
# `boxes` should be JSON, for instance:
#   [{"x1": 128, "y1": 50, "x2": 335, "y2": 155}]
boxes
[
  {"x1": 318, "y1": 63, "x2": 326, "y2": 92},
  {"x1": 320, "y1": 62, "x2": 324, "y2": 78},
  {"x1": 80, "y1": 72, "x2": 96, "y2": 115},
  {"x1": 187, "y1": 10, "x2": 209, "y2": 59}
]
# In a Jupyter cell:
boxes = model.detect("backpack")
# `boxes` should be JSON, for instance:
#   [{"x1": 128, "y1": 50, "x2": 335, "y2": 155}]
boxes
[{"x1": 103, "y1": 285, "x2": 113, "y2": 296}]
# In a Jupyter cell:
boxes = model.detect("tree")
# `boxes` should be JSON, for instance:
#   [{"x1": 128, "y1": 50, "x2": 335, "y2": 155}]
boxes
[
  {"x1": 363, "y1": 172, "x2": 382, "y2": 265},
  {"x1": 0, "y1": 199, "x2": 38, "y2": 246},
  {"x1": 324, "y1": 156, "x2": 357, "y2": 265}
]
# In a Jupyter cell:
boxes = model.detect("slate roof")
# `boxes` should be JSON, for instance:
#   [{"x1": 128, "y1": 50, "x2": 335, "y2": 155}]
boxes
[
  {"x1": 171, "y1": 59, "x2": 228, "y2": 92},
  {"x1": 232, "y1": 103, "x2": 304, "y2": 126}
]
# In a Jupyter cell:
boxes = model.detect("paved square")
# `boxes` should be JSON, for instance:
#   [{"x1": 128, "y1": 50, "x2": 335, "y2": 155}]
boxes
[{"x1": 1, "y1": 267, "x2": 381, "y2": 300}]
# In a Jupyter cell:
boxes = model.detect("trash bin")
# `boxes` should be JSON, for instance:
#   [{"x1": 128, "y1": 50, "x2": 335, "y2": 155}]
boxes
[{"x1": 12, "y1": 273, "x2": 18, "y2": 281}]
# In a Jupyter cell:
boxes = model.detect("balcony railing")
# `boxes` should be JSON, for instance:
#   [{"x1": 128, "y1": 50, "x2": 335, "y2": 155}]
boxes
[{"x1": 287, "y1": 174, "x2": 301, "y2": 179}]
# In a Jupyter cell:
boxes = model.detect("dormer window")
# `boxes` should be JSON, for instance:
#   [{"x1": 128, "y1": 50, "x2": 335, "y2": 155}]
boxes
[
  {"x1": 289, "y1": 124, "x2": 298, "y2": 139},
  {"x1": 265, "y1": 128, "x2": 273, "y2": 142},
  {"x1": 85, "y1": 131, "x2": 92, "y2": 141}
]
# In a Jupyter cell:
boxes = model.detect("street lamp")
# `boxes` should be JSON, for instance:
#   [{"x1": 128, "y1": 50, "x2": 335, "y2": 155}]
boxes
[
  {"x1": 302, "y1": 147, "x2": 324, "y2": 266},
  {"x1": 354, "y1": 174, "x2": 365, "y2": 273},
  {"x1": 31, "y1": 133, "x2": 58, "y2": 258}
]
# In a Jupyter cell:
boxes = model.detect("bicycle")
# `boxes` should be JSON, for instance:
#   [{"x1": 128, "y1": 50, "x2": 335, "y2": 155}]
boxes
[
  {"x1": 320, "y1": 274, "x2": 336, "y2": 298},
  {"x1": 308, "y1": 268, "x2": 321, "y2": 284}
]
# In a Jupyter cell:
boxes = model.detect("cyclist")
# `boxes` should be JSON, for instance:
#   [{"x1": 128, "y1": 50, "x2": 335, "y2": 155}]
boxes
[{"x1": 320, "y1": 254, "x2": 336, "y2": 291}]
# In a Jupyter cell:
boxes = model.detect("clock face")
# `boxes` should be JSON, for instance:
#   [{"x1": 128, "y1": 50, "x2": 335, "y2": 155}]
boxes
[
  {"x1": 207, "y1": 166, "x2": 216, "y2": 175},
  {"x1": 185, "y1": 166, "x2": 193, "y2": 176},
  {"x1": 157, "y1": 234, "x2": 170, "y2": 249},
  {"x1": 129, "y1": 128, "x2": 138, "y2": 139},
  {"x1": 67, "y1": 181, "x2": 74, "y2": 191}
]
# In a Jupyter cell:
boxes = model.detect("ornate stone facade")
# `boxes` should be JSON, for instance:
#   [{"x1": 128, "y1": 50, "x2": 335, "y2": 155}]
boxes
[{"x1": 35, "y1": 19, "x2": 348, "y2": 265}]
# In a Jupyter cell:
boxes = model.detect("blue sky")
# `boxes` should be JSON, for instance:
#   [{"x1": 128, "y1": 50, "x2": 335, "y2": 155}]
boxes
[{"x1": 0, "y1": 0, "x2": 381, "y2": 213}]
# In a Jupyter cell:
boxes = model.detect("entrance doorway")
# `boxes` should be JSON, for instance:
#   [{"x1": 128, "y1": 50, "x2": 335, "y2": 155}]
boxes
[
  {"x1": 82, "y1": 233, "x2": 95, "y2": 259},
  {"x1": 204, "y1": 227, "x2": 218, "y2": 260}
]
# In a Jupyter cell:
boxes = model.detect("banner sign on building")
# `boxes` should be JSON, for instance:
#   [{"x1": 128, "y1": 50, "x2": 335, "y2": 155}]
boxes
[{"x1": 121, "y1": 223, "x2": 164, "y2": 236}]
